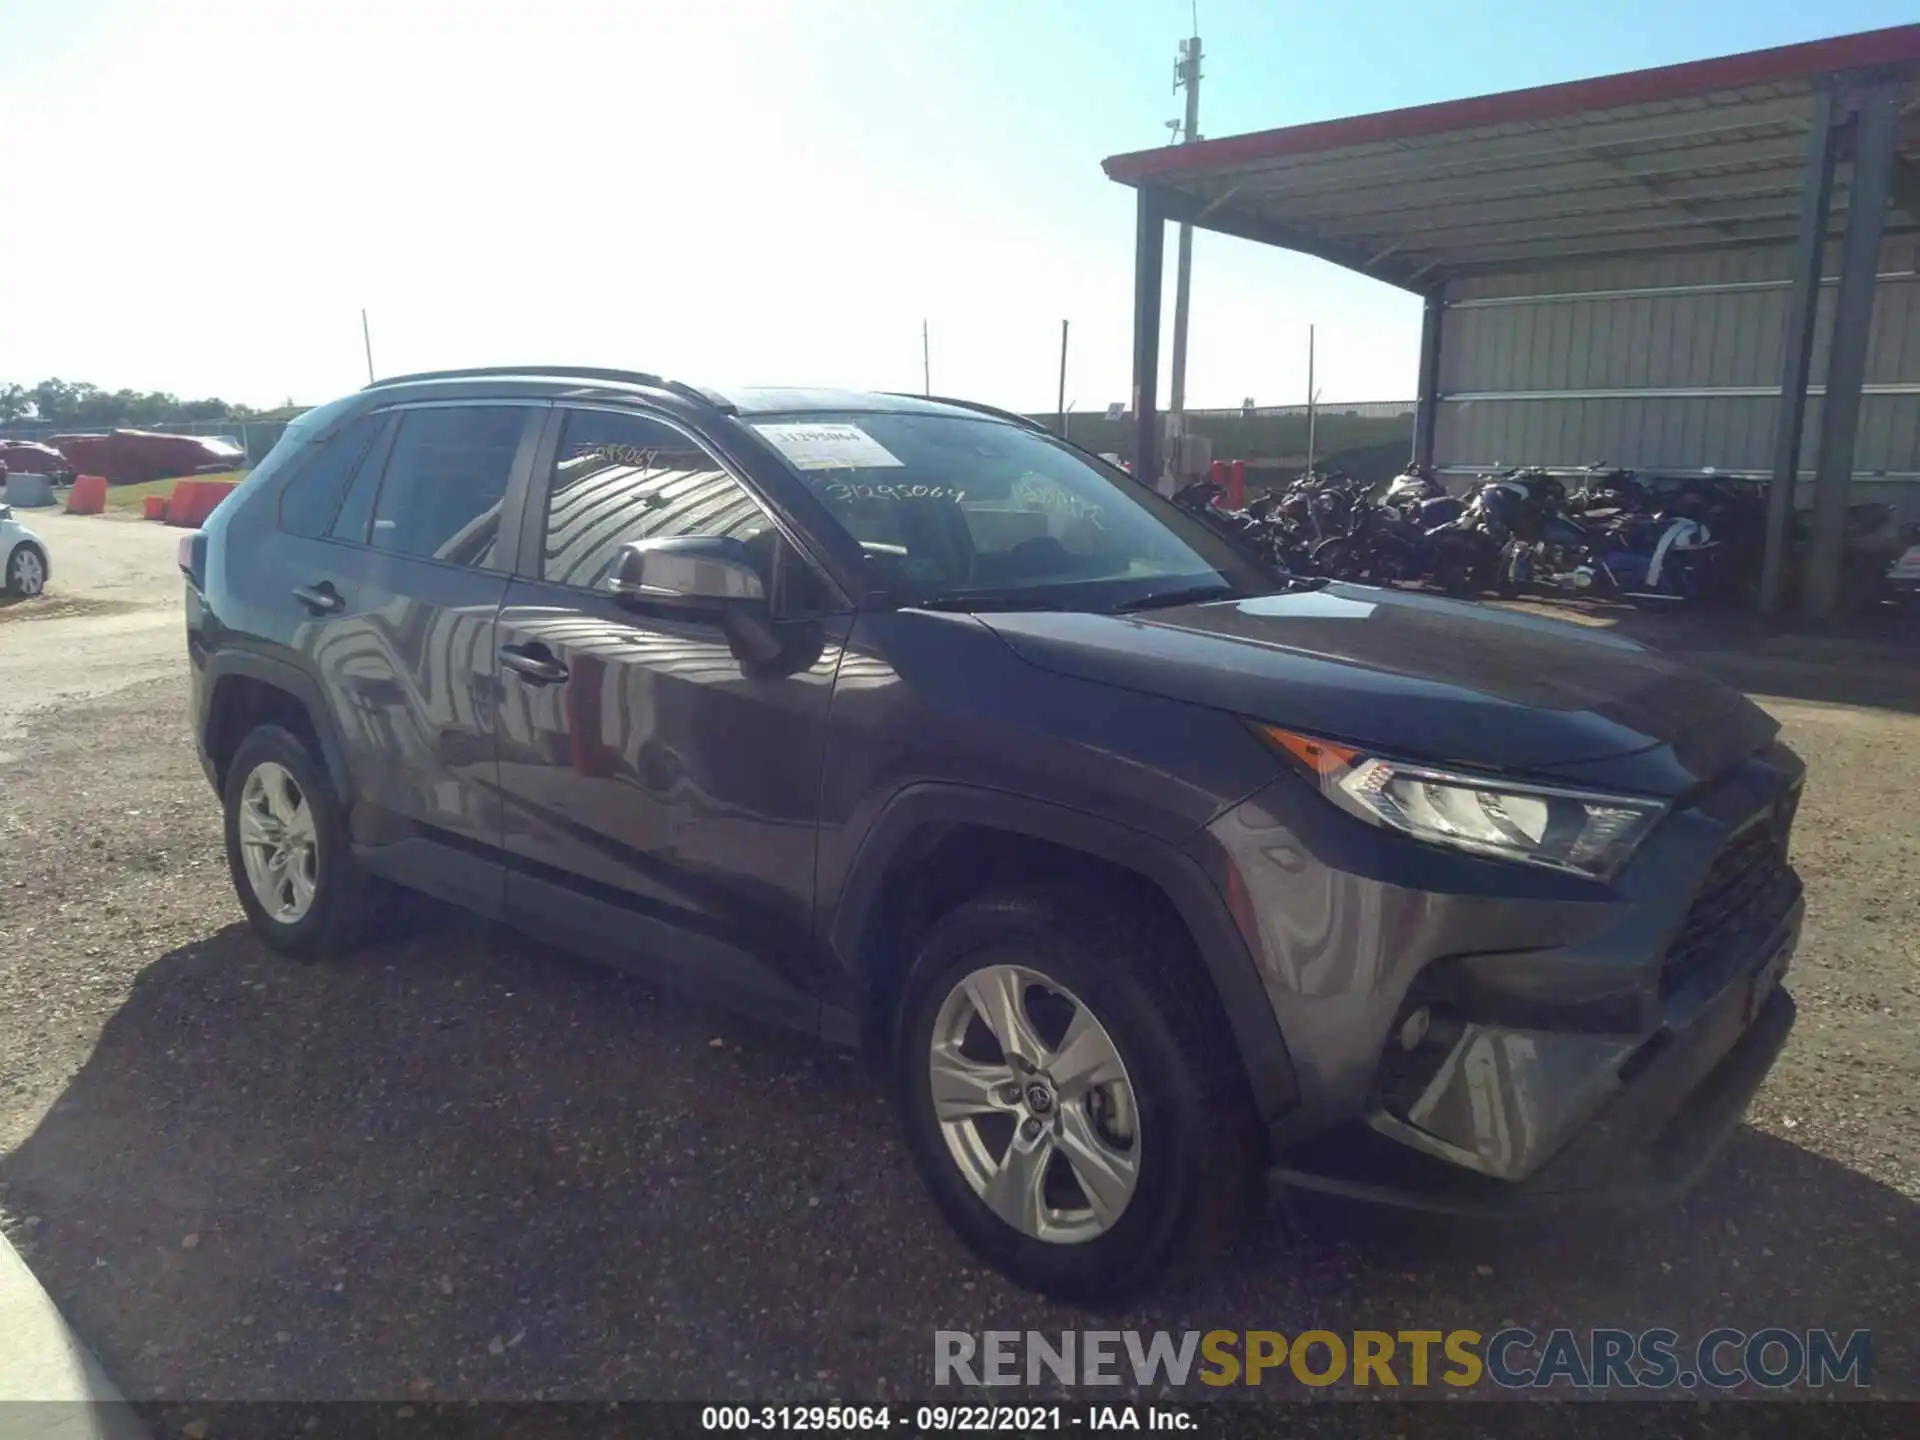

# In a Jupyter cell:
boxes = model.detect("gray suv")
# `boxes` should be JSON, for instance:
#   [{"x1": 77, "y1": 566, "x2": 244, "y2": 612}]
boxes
[{"x1": 182, "y1": 367, "x2": 1803, "y2": 1301}]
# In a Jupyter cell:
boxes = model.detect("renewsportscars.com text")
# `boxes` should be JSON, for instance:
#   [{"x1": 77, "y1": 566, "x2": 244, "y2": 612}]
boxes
[{"x1": 934, "y1": 1328, "x2": 1872, "y2": 1391}]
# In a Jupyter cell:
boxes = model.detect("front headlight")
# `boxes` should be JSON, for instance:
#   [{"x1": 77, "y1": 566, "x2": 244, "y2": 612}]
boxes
[{"x1": 1253, "y1": 724, "x2": 1665, "y2": 880}]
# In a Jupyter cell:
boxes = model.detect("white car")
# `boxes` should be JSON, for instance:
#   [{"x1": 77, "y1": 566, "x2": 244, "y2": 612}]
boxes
[{"x1": 1, "y1": 504, "x2": 49, "y2": 597}]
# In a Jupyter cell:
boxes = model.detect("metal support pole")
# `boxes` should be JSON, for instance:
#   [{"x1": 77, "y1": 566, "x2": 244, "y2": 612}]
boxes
[
  {"x1": 1131, "y1": 188, "x2": 1166, "y2": 489},
  {"x1": 1168, "y1": 33, "x2": 1202, "y2": 422},
  {"x1": 1057, "y1": 319, "x2": 1070, "y2": 437},
  {"x1": 1412, "y1": 291, "x2": 1445, "y2": 472},
  {"x1": 1760, "y1": 84, "x2": 1840, "y2": 617},
  {"x1": 1305, "y1": 325, "x2": 1317, "y2": 474},
  {"x1": 1803, "y1": 78, "x2": 1899, "y2": 621}
]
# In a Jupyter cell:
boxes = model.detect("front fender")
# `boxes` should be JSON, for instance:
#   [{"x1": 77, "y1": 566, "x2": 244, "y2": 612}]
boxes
[{"x1": 824, "y1": 782, "x2": 1300, "y2": 1124}]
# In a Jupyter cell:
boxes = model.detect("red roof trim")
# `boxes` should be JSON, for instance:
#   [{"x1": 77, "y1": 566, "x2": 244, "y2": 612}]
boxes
[{"x1": 1104, "y1": 24, "x2": 1920, "y2": 185}]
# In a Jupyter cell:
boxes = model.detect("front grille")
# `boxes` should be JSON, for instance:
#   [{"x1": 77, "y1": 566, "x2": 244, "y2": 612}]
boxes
[{"x1": 1660, "y1": 794, "x2": 1800, "y2": 1000}]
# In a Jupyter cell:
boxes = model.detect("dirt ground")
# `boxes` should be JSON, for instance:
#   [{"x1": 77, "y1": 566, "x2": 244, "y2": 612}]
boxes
[{"x1": 0, "y1": 512, "x2": 1916, "y2": 1406}]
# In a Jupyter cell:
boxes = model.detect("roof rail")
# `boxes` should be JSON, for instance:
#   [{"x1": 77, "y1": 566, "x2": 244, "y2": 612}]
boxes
[
  {"x1": 885, "y1": 393, "x2": 1049, "y2": 432},
  {"x1": 362, "y1": 366, "x2": 737, "y2": 414}
]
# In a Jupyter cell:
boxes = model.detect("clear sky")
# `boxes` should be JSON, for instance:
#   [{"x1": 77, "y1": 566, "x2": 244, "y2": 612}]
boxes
[{"x1": 1, "y1": 0, "x2": 1911, "y2": 413}]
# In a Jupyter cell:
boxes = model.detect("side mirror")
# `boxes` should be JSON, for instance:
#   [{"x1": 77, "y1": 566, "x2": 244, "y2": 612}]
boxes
[
  {"x1": 608, "y1": 535, "x2": 783, "y2": 666},
  {"x1": 609, "y1": 535, "x2": 765, "y2": 608}
]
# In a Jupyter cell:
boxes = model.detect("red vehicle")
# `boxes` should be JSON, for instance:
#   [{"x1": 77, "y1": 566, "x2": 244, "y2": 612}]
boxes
[
  {"x1": 0, "y1": 439, "x2": 76, "y2": 485},
  {"x1": 49, "y1": 429, "x2": 244, "y2": 485}
]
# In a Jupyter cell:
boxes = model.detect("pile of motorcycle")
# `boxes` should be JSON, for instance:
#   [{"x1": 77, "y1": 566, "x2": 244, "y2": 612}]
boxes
[{"x1": 1175, "y1": 464, "x2": 1916, "y2": 613}]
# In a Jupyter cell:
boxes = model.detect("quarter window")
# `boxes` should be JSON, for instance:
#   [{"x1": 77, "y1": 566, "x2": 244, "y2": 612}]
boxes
[{"x1": 278, "y1": 413, "x2": 384, "y2": 539}]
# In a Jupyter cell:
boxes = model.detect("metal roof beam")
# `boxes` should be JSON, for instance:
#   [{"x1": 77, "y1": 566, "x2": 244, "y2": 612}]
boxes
[
  {"x1": 1437, "y1": 229, "x2": 1816, "y2": 277},
  {"x1": 1331, "y1": 199, "x2": 1816, "y2": 260},
  {"x1": 1201, "y1": 124, "x2": 1866, "y2": 209},
  {"x1": 1149, "y1": 186, "x2": 1432, "y2": 291},
  {"x1": 1238, "y1": 146, "x2": 1819, "y2": 227},
  {"x1": 1583, "y1": 144, "x2": 1746, "y2": 239},
  {"x1": 1192, "y1": 95, "x2": 1822, "y2": 191},
  {"x1": 1304, "y1": 182, "x2": 1823, "y2": 248}
]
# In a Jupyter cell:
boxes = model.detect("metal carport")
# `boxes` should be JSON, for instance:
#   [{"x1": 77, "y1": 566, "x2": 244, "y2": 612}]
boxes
[{"x1": 1104, "y1": 25, "x2": 1920, "y2": 618}]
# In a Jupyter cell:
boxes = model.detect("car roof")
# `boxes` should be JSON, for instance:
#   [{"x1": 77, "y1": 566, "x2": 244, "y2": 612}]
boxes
[
  {"x1": 717, "y1": 386, "x2": 993, "y2": 418},
  {"x1": 357, "y1": 368, "x2": 1040, "y2": 430}
]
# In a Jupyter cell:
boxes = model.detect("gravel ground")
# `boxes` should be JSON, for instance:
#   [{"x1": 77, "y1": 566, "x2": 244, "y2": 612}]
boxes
[{"x1": 0, "y1": 527, "x2": 1915, "y2": 1407}]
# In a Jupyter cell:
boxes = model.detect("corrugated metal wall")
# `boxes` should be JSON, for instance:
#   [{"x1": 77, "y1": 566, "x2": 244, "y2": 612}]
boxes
[{"x1": 1432, "y1": 238, "x2": 1920, "y2": 514}]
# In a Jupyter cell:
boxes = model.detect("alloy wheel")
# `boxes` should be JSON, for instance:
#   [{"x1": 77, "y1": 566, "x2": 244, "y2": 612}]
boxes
[
  {"x1": 9, "y1": 549, "x2": 44, "y2": 597},
  {"x1": 928, "y1": 964, "x2": 1141, "y2": 1245},
  {"x1": 237, "y1": 761, "x2": 319, "y2": 924}
]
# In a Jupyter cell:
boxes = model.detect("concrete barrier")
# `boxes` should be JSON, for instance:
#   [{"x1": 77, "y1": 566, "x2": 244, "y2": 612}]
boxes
[
  {"x1": 3, "y1": 473, "x2": 55, "y2": 508},
  {"x1": 65, "y1": 474, "x2": 108, "y2": 515},
  {"x1": 143, "y1": 494, "x2": 168, "y2": 521},
  {"x1": 165, "y1": 479, "x2": 238, "y2": 528}
]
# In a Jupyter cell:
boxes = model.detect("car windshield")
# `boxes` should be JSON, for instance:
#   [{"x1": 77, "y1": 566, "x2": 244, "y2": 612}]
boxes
[{"x1": 750, "y1": 410, "x2": 1270, "y2": 611}]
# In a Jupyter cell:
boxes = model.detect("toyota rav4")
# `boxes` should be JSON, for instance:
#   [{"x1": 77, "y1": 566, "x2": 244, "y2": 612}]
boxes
[{"x1": 182, "y1": 367, "x2": 1803, "y2": 1300}]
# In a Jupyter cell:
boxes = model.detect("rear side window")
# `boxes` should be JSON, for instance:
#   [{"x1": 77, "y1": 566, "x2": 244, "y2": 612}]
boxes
[
  {"x1": 365, "y1": 406, "x2": 527, "y2": 568},
  {"x1": 278, "y1": 414, "x2": 384, "y2": 538}
]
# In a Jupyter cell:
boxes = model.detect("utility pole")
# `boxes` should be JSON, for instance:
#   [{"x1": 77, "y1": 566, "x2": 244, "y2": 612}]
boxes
[
  {"x1": 1057, "y1": 319, "x2": 1070, "y2": 436},
  {"x1": 1305, "y1": 325, "x2": 1318, "y2": 475},
  {"x1": 922, "y1": 320, "x2": 930, "y2": 396},
  {"x1": 1167, "y1": 19, "x2": 1203, "y2": 428},
  {"x1": 361, "y1": 308, "x2": 375, "y2": 384}
]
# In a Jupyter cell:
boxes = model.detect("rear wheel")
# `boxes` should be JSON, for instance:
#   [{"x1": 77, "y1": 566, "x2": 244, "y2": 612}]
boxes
[
  {"x1": 223, "y1": 725, "x2": 384, "y2": 959},
  {"x1": 896, "y1": 886, "x2": 1262, "y2": 1303},
  {"x1": 1310, "y1": 538, "x2": 1363, "y2": 581}
]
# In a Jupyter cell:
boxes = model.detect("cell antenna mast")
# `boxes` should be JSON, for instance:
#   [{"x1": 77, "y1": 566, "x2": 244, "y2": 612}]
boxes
[{"x1": 1168, "y1": 23, "x2": 1203, "y2": 425}]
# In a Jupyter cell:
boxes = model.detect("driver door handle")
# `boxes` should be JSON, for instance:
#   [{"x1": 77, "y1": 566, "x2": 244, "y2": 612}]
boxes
[
  {"x1": 499, "y1": 642, "x2": 569, "y2": 685},
  {"x1": 291, "y1": 582, "x2": 344, "y2": 615}
]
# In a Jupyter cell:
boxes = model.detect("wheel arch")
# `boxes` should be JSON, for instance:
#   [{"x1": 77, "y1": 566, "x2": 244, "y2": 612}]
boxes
[
  {"x1": 827, "y1": 784, "x2": 1299, "y2": 1124},
  {"x1": 201, "y1": 650, "x2": 353, "y2": 805}
]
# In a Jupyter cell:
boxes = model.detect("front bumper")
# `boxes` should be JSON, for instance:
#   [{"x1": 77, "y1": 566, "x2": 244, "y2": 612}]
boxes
[
  {"x1": 1194, "y1": 742, "x2": 1803, "y2": 1217},
  {"x1": 1273, "y1": 931, "x2": 1796, "y2": 1217}
]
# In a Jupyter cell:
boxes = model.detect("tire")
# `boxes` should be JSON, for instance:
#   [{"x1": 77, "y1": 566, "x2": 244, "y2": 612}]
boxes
[
  {"x1": 1435, "y1": 553, "x2": 1475, "y2": 597},
  {"x1": 222, "y1": 725, "x2": 382, "y2": 959},
  {"x1": 895, "y1": 885, "x2": 1263, "y2": 1304},
  {"x1": 4, "y1": 544, "x2": 46, "y2": 598},
  {"x1": 1310, "y1": 538, "x2": 1360, "y2": 581}
]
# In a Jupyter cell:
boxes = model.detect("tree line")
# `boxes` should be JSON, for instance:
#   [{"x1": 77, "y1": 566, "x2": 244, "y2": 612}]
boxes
[{"x1": 1, "y1": 379, "x2": 306, "y2": 429}]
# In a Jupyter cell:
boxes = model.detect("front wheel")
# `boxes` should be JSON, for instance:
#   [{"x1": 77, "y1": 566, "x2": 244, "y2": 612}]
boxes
[
  {"x1": 896, "y1": 887, "x2": 1262, "y2": 1303},
  {"x1": 4, "y1": 544, "x2": 46, "y2": 598}
]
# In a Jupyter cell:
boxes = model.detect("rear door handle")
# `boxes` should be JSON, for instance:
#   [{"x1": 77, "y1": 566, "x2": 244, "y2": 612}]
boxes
[
  {"x1": 292, "y1": 582, "x2": 344, "y2": 615},
  {"x1": 499, "y1": 643, "x2": 569, "y2": 685}
]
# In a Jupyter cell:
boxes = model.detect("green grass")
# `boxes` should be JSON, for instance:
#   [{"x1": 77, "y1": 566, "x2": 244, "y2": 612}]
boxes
[{"x1": 103, "y1": 471, "x2": 248, "y2": 512}]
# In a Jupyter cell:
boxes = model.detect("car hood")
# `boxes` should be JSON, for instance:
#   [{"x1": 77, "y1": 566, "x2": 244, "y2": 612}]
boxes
[{"x1": 976, "y1": 585, "x2": 1777, "y2": 790}]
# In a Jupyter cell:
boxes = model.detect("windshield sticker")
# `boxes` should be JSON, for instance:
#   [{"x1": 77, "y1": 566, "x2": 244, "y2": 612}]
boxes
[{"x1": 753, "y1": 422, "x2": 905, "y2": 471}]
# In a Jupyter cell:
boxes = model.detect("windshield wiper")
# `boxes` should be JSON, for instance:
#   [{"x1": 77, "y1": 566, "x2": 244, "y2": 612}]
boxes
[
  {"x1": 1109, "y1": 583, "x2": 1239, "y2": 613},
  {"x1": 912, "y1": 593, "x2": 1067, "y2": 613},
  {"x1": 1112, "y1": 574, "x2": 1331, "y2": 614}
]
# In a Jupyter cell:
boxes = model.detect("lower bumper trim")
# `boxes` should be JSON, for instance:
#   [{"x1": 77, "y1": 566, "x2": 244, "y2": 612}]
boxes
[{"x1": 1272, "y1": 988, "x2": 1795, "y2": 1219}]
